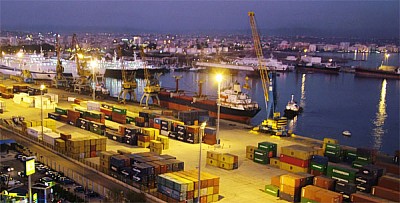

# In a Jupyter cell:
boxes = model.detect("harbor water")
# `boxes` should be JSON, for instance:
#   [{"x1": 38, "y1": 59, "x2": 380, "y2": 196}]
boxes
[{"x1": 104, "y1": 53, "x2": 399, "y2": 154}]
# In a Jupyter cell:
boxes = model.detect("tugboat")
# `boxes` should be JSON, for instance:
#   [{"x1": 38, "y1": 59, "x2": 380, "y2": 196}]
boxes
[
  {"x1": 342, "y1": 130, "x2": 352, "y2": 137},
  {"x1": 283, "y1": 94, "x2": 303, "y2": 119}
]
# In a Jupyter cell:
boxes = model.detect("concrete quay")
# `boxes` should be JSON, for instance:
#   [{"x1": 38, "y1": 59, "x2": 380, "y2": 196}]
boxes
[{"x1": 0, "y1": 79, "x2": 324, "y2": 203}]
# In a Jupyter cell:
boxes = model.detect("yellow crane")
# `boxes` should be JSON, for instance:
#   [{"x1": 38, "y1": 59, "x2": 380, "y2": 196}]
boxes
[
  {"x1": 139, "y1": 47, "x2": 161, "y2": 106},
  {"x1": 117, "y1": 45, "x2": 137, "y2": 104},
  {"x1": 52, "y1": 34, "x2": 68, "y2": 88},
  {"x1": 71, "y1": 33, "x2": 91, "y2": 93},
  {"x1": 248, "y1": 11, "x2": 287, "y2": 135}
]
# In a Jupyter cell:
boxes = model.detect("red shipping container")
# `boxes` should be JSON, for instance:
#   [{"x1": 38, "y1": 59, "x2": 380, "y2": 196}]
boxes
[
  {"x1": 119, "y1": 125, "x2": 126, "y2": 135},
  {"x1": 280, "y1": 154, "x2": 310, "y2": 168},
  {"x1": 351, "y1": 193, "x2": 387, "y2": 203},
  {"x1": 138, "y1": 135, "x2": 150, "y2": 142},
  {"x1": 313, "y1": 175, "x2": 335, "y2": 190},
  {"x1": 153, "y1": 161, "x2": 167, "y2": 174},
  {"x1": 153, "y1": 123, "x2": 161, "y2": 130},
  {"x1": 74, "y1": 98, "x2": 82, "y2": 104},
  {"x1": 372, "y1": 186, "x2": 400, "y2": 202},
  {"x1": 310, "y1": 169, "x2": 325, "y2": 176},
  {"x1": 100, "y1": 107, "x2": 112, "y2": 116},
  {"x1": 378, "y1": 175, "x2": 400, "y2": 191},
  {"x1": 67, "y1": 109, "x2": 81, "y2": 119}
]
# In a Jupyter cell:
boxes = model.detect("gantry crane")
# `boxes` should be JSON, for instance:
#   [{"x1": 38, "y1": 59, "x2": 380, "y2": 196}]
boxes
[
  {"x1": 71, "y1": 33, "x2": 92, "y2": 94},
  {"x1": 52, "y1": 34, "x2": 68, "y2": 88},
  {"x1": 139, "y1": 47, "x2": 161, "y2": 106},
  {"x1": 117, "y1": 45, "x2": 137, "y2": 104},
  {"x1": 248, "y1": 11, "x2": 287, "y2": 135}
]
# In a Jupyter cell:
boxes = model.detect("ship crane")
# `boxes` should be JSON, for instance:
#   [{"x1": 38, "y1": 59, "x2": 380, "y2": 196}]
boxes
[
  {"x1": 248, "y1": 11, "x2": 287, "y2": 135},
  {"x1": 71, "y1": 33, "x2": 92, "y2": 94},
  {"x1": 139, "y1": 48, "x2": 161, "y2": 107},
  {"x1": 52, "y1": 34, "x2": 68, "y2": 88},
  {"x1": 117, "y1": 45, "x2": 137, "y2": 104}
]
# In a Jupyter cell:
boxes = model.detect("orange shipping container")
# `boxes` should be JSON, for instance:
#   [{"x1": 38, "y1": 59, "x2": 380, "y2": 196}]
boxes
[
  {"x1": 313, "y1": 175, "x2": 335, "y2": 190},
  {"x1": 301, "y1": 185, "x2": 322, "y2": 201}
]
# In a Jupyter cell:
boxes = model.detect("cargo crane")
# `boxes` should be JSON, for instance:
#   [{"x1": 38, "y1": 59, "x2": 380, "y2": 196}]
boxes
[
  {"x1": 71, "y1": 33, "x2": 92, "y2": 94},
  {"x1": 117, "y1": 45, "x2": 137, "y2": 104},
  {"x1": 51, "y1": 34, "x2": 68, "y2": 88},
  {"x1": 248, "y1": 11, "x2": 287, "y2": 136},
  {"x1": 139, "y1": 48, "x2": 161, "y2": 106}
]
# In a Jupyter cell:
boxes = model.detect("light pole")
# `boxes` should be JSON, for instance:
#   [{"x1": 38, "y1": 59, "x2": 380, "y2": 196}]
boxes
[
  {"x1": 40, "y1": 84, "x2": 45, "y2": 141},
  {"x1": 215, "y1": 74, "x2": 222, "y2": 146},
  {"x1": 90, "y1": 59, "x2": 98, "y2": 101},
  {"x1": 198, "y1": 121, "x2": 206, "y2": 203}
]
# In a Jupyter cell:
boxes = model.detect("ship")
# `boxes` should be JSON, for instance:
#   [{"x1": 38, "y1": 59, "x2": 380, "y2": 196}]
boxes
[
  {"x1": 157, "y1": 79, "x2": 261, "y2": 124},
  {"x1": 283, "y1": 94, "x2": 303, "y2": 119},
  {"x1": 296, "y1": 63, "x2": 340, "y2": 74},
  {"x1": 355, "y1": 65, "x2": 400, "y2": 80}
]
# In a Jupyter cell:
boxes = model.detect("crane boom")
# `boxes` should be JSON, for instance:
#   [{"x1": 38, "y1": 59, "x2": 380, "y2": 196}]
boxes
[
  {"x1": 248, "y1": 11, "x2": 275, "y2": 119},
  {"x1": 55, "y1": 34, "x2": 64, "y2": 80}
]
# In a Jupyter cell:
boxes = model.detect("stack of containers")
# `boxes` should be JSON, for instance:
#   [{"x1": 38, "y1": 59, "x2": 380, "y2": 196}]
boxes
[
  {"x1": 67, "y1": 109, "x2": 81, "y2": 126},
  {"x1": 279, "y1": 174, "x2": 305, "y2": 202},
  {"x1": 334, "y1": 181, "x2": 357, "y2": 201},
  {"x1": 253, "y1": 146, "x2": 269, "y2": 165},
  {"x1": 76, "y1": 118, "x2": 90, "y2": 131},
  {"x1": 99, "y1": 151, "x2": 119, "y2": 174},
  {"x1": 280, "y1": 145, "x2": 315, "y2": 173},
  {"x1": 203, "y1": 127, "x2": 217, "y2": 145},
  {"x1": 122, "y1": 125, "x2": 140, "y2": 146},
  {"x1": 259, "y1": 141, "x2": 277, "y2": 158},
  {"x1": 353, "y1": 148, "x2": 376, "y2": 169},
  {"x1": 110, "y1": 154, "x2": 130, "y2": 174},
  {"x1": 132, "y1": 162, "x2": 156, "y2": 188},
  {"x1": 324, "y1": 143, "x2": 342, "y2": 163},
  {"x1": 206, "y1": 151, "x2": 222, "y2": 168},
  {"x1": 106, "y1": 129, "x2": 124, "y2": 143},
  {"x1": 54, "y1": 138, "x2": 66, "y2": 153},
  {"x1": 142, "y1": 128, "x2": 157, "y2": 140},
  {"x1": 264, "y1": 175, "x2": 281, "y2": 197},
  {"x1": 111, "y1": 106, "x2": 127, "y2": 124},
  {"x1": 153, "y1": 118, "x2": 161, "y2": 130},
  {"x1": 156, "y1": 135, "x2": 169, "y2": 150},
  {"x1": 27, "y1": 126, "x2": 52, "y2": 139},
  {"x1": 160, "y1": 118, "x2": 172, "y2": 136},
  {"x1": 327, "y1": 162, "x2": 358, "y2": 184},
  {"x1": 245, "y1": 145, "x2": 257, "y2": 161},
  {"x1": 371, "y1": 175, "x2": 400, "y2": 202},
  {"x1": 156, "y1": 170, "x2": 219, "y2": 203},
  {"x1": 88, "y1": 121, "x2": 106, "y2": 135},
  {"x1": 84, "y1": 110, "x2": 105, "y2": 124},
  {"x1": 178, "y1": 111, "x2": 194, "y2": 125},
  {"x1": 43, "y1": 132, "x2": 61, "y2": 147},
  {"x1": 301, "y1": 185, "x2": 343, "y2": 203},
  {"x1": 309, "y1": 155, "x2": 329, "y2": 176},
  {"x1": 355, "y1": 164, "x2": 385, "y2": 193},
  {"x1": 138, "y1": 133, "x2": 151, "y2": 148},
  {"x1": 150, "y1": 140, "x2": 163, "y2": 154},
  {"x1": 186, "y1": 125, "x2": 199, "y2": 144},
  {"x1": 175, "y1": 125, "x2": 186, "y2": 142},
  {"x1": 100, "y1": 105, "x2": 112, "y2": 120},
  {"x1": 219, "y1": 153, "x2": 238, "y2": 170},
  {"x1": 342, "y1": 147, "x2": 357, "y2": 164}
]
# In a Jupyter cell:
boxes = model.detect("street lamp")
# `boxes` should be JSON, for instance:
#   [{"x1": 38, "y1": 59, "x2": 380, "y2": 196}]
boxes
[
  {"x1": 198, "y1": 121, "x2": 206, "y2": 203},
  {"x1": 90, "y1": 59, "x2": 98, "y2": 101},
  {"x1": 40, "y1": 84, "x2": 45, "y2": 141},
  {"x1": 215, "y1": 74, "x2": 222, "y2": 146}
]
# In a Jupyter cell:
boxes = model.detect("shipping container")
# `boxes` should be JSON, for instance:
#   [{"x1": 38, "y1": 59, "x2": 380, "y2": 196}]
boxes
[
  {"x1": 313, "y1": 175, "x2": 335, "y2": 191},
  {"x1": 280, "y1": 154, "x2": 310, "y2": 168},
  {"x1": 264, "y1": 184, "x2": 279, "y2": 197},
  {"x1": 280, "y1": 162, "x2": 309, "y2": 173},
  {"x1": 371, "y1": 186, "x2": 400, "y2": 202},
  {"x1": 281, "y1": 145, "x2": 316, "y2": 160}
]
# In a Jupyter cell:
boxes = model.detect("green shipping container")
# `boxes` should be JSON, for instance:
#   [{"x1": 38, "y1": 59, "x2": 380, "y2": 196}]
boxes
[
  {"x1": 264, "y1": 184, "x2": 279, "y2": 197},
  {"x1": 87, "y1": 111, "x2": 102, "y2": 119},
  {"x1": 112, "y1": 107, "x2": 127, "y2": 115},
  {"x1": 351, "y1": 160, "x2": 368, "y2": 169},
  {"x1": 324, "y1": 149, "x2": 341, "y2": 157},
  {"x1": 300, "y1": 197, "x2": 319, "y2": 203},
  {"x1": 90, "y1": 127, "x2": 104, "y2": 135},
  {"x1": 254, "y1": 156, "x2": 269, "y2": 164},
  {"x1": 327, "y1": 164, "x2": 357, "y2": 183},
  {"x1": 345, "y1": 150, "x2": 357, "y2": 158},
  {"x1": 126, "y1": 116, "x2": 135, "y2": 124},
  {"x1": 105, "y1": 115, "x2": 112, "y2": 120},
  {"x1": 325, "y1": 143, "x2": 341, "y2": 152},
  {"x1": 258, "y1": 141, "x2": 277, "y2": 151},
  {"x1": 356, "y1": 155, "x2": 372, "y2": 163},
  {"x1": 55, "y1": 107, "x2": 67, "y2": 115},
  {"x1": 310, "y1": 162, "x2": 327, "y2": 172}
]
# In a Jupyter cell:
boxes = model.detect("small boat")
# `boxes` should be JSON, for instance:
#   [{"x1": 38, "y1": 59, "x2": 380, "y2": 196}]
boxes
[
  {"x1": 283, "y1": 94, "x2": 303, "y2": 119},
  {"x1": 342, "y1": 130, "x2": 352, "y2": 137}
]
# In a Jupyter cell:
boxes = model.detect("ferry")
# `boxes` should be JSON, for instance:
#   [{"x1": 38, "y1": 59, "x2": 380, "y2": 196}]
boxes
[{"x1": 355, "y1": 65, "x2": 400, "y2": 80}]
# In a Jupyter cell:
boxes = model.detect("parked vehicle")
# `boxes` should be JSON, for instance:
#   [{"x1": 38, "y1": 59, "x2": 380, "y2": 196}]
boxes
[{"x1": 74, "y1": 185, "x2": 85, "y2": 193}]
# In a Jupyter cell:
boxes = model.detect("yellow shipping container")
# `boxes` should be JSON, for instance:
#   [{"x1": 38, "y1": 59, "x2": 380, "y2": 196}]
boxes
[
  {"x1": 219, "y1": 153, "x2": 238, "y2": 164},
  {"x1": 157, "y1": 135, "x2": 169, "y2": 150},
  {"x1": 206, "y1": 158, "x2": 219, "y2": 167},
  {"x1": 207, "y1": 151, "x2": 222, "y2": 160},
  {"x1": 281, "y1": 145, "x2": 316, "y2": 160},
  {"x1": 246, "y1": 152, "x2": 254, "y2": 160},
  {"x1": 246, "y1": 145, "x2": 257, "y2": 154},
  {"x1": 269, "y1": 157, "x2": 281, "y2": 168},
  {"x1": 142, "y1": 128, "x2": 156, "y2": 140},
  {"x1": 138, "y1": 141, "x2": 150, "y2": 148},
  {"x1": 150, "y1": 147, "x2": 162, "y2": 155},
  {"x1": 150, "y1": 140, "x2": 163, "y2": 149},
  {"x1": 218, "y1": 162, "x2": 235, "y2": 170},
  {"x1": 280, "y1": 162, "x2": 309, "y2": 174},
  {"x1": 280, "y1": 174, "x2": 305, "y2": 188}
]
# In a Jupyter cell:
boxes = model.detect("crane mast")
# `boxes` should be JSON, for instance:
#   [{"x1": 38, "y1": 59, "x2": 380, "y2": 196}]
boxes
[
  {"x1": 248, "y1": 11, "x2": 270, "y2": 113},
  {"x1": 139, "y1": 47, "x2": 161, "y2": 106},
  {"x1": 71, "y1": 33, "x2": 92, "y2": 94},
  {"x1": 51, "y1": 34, "x2": 68, "y2": 88}
]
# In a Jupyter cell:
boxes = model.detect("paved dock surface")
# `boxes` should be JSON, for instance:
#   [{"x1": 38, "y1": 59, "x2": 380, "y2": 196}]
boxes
[{"x1": 0, "y1": 79, "x2": 323, "y2": 202}]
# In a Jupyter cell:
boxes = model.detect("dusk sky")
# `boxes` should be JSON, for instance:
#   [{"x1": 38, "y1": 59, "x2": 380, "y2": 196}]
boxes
[{"x1": 1, "y1": 0, "x2": 398, "y2": 38}]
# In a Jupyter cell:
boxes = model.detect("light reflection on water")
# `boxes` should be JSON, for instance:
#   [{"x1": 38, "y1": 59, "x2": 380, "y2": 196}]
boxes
[{"x1": 372, "y1": 79, "x2": 387, "y2": 151}]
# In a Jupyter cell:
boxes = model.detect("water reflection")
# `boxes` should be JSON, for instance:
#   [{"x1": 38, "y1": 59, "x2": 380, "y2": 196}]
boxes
[
  {"x1": 300, "y1": 74, "x2": 306, "y2": 108},
  {"x1": 372, "y1": 79, "x2": 387, "y2": 150}
]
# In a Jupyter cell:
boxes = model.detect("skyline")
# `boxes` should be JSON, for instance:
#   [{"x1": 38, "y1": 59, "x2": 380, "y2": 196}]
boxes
[{"x1": 0, "y1": 1, "x2": 399, "y2": 38}]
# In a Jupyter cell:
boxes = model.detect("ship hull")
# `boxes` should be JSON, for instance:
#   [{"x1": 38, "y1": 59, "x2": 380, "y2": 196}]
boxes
[
  {"x1": 355, "y1": 67, "x2": 400, "y2": 80},
  {"x1": 296, "y1": 65, "x2": 339, "y2": 74},
  {"x1": 104, "y1": 68, "x2": 169, "y2": 79},
  {"x1": 157, "y1": 92, "x2": 260, "y2": 124}
]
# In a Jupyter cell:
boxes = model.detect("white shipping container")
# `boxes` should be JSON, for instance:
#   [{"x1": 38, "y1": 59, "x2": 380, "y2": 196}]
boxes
[
  {"x1": 13, "y1": 93, "x2": 27, "y2": 104},
  {"x1": 44, "y1": 93, "x2": 59, "y2": 103},
  {"x1": 34, "y1": 97, "x2": 51, "y2": 109},
  {"x1": 27, "y1": 126, "x2": 52, "y2": 138},
  {"x1": 68, "y1": 97, "x2": 76, "y2": 102},
  {"x1": 22, "y1": 96, "x2": 35, "y2": 103},
  {"x1": 87, "y1": 101, "x2": 101, "y2": 111},
  {"x1": 43, "y1": 132, "x2": 60, "y2": 146}
]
